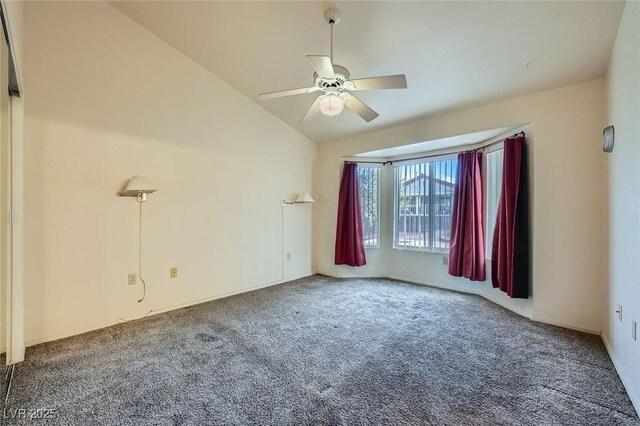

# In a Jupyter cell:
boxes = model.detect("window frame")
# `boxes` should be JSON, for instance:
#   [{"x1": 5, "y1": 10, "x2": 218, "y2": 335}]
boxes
[
  {"x1": 392, "y1": 154, "x2": 457, "y2": 254},
  {"x1": 483, "y1": 142, "x2": 504, "y2": 260},
  {"x1": 357, "y1": 164, "x2": 381, "y2": 249}
]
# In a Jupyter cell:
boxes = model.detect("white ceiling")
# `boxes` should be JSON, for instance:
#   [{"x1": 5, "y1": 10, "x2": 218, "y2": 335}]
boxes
[{"x1": 110, "y1": 1, "x2": 624, "y2": 144}]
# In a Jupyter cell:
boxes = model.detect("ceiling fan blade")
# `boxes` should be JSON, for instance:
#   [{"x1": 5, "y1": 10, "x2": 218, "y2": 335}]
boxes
[
  {"x1": 344, "y1": 95, "x2": 379, "y2": 122},
  {"x1": 348, "y1": 74, "x2": 407, "y2": 91},
  {"x1": 300, "y1": 96, "x2": 323, "y2": 123},
  {"x1": 258, "y1": 86, "x2": 320, "y2": 100},
  {"x1": 307, "y1": 55, "x2": 335, "y2": 79}
]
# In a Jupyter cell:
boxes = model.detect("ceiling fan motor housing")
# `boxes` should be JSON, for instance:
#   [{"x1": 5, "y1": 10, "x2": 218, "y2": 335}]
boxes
[{"x1": 315, "y1": 65, "x2": 350, "y2": 90}]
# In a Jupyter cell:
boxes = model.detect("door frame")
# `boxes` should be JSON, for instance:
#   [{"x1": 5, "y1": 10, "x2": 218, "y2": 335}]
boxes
[{"x1": 0, "y1": 0, "x2": 23, "y2": 366}]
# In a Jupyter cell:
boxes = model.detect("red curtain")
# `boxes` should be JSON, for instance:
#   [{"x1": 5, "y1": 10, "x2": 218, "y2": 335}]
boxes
[
  {"x1": 491, "y1": 134, "x2": 529, "y2": 298},
  {"x1": 449, "y1": 151, "x2": 486, "y2": 281},
  {"x1": 335, "y1": 163, "x2": 367, "y2": 267}
]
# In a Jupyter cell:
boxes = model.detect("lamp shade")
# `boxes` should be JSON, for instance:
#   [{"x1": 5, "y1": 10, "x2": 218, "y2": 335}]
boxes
[
  {"x1": 319, "y1": 95, "x2": 344, "y2": 116},
  {"x1": 294, "y1": 192, "x2": 315, "y2": 203},
  {"x1": 120, "y1": 175, "x2": 157, "y2": 196}
]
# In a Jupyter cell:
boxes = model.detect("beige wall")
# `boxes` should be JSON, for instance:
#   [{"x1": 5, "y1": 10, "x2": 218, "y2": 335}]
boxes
[
  {"x1": 315, "y1": 78, "x2": 606, "y2": 333},
  {"x1": 22, "y1": 1, "x2": 315, "y2": 345},
  {"x1": 605, "y1": 1, "x2": 640, "y2": 412}
]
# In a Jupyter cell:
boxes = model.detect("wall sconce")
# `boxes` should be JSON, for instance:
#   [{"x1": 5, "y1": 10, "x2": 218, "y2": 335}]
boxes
[
  {"x1": 281, "y1": 192, "x2": 315, "y2": 207},
  {"x1": 117, "y1": 175, "x2": 157, "y2": 202},
  {"x1": 603, "y1": 125, "x2": 615, "y2": 153},
  {"x1": 117, "y1": 175, "x2": 157, "y2": 303}
]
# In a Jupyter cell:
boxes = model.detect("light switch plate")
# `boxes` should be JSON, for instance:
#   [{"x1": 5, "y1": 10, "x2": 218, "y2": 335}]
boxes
[{"x1": 170, "y1": 267, "x2": 178, "y2": 278}]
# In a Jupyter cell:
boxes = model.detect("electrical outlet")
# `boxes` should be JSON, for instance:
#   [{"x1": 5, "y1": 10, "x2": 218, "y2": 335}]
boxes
[
  {"x1": 286, "y1": 252, "x2": 291, "y2": 261},
  {"x1": 442, "y1": 256, "x2": 449, "y2": 266},
  {"x1": 616, "y1": 304, "x2": 623, "y2": 322},
  {"x1": 128, "y1": 273, "x2": 137, "y2": 286},
  {"x1": 170, "y1": 267, "x2": 178, "y2": 278},
  {"x1": 632, "y1": 320, "x2": 637, "y2": 341}
]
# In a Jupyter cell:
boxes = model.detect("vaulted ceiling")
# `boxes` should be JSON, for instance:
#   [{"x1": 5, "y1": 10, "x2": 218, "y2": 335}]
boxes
[{"x1": 111, "y1": 1, "x2": 624, "y2": 143}]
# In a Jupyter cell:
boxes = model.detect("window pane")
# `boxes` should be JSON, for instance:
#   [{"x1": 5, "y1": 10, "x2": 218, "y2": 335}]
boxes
[
  {"x1": 358, "y1": 166, "x2": 380, "y2": 247},
  {"x1": 393, "y1": 157, "x2": 457, "y2": 251},
  {"x1": 486, "y1": 149, "x2": 504, "y2": 258},
  {"x1": 431, "y1": 158, "x2": 457, "y2": 251}
]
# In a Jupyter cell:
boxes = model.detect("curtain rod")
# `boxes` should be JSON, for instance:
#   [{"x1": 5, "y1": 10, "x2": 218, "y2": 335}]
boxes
[
  {"x1": 344, "y1": 131, "x2": 525, "y2": 166},
  {"x1": 480, "y1": 131, "x2": 525, "y2": 151},
  {"x1": 345, "y1": 160, "x2": 392, "y2": 165}
]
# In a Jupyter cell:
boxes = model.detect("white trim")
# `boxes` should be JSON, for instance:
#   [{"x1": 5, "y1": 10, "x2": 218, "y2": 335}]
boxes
[
  {"x1": 391, "y1": 274, "x2": 600, "y2": 333},
  {"x1": 358, "y1": 124, "x2": 531, "y2": 165},
  {"x1": 18, "y1": 275, "x2": 312, "y2": 350},
  {"x1": 7, "y1": 95, "x2": 23, "y2": 364},
  {"x1": 602, "y1": 333, "x2": 640, "y2": 417},
  {"x1": 322, "y1": 272, "x2": 604, "y2": 334},
  {"x1": 320, "y1": 271, "x2": 532, "y2": 319},
  {"x1": 359, "y1": 164, "x2": 381, "y2": 249},
  {"x1": 6, "y1": 272, "x2": 617, "y2": 387},
  {"x1": 470, "y1": 124, "x2": 528, "y2": 152},
  {"x1": 483, "y1": 140, "x2": 505, "y2": 154},
  {"x1": 317, "y1": 273, "x2": 381, "y2": 280},
  {"x1": 2, "y1": 56, "x2": 11, "y2": 365},
  {"x1": 390, "y1": 246, "x2": 448, "y2": 254},
  {"x1": 476, "y1": 290, "x2": 532, "y2": 320},
  {"x1": 393, "y1": 152, "x2": 458, "y2": 167},
  {"x1": 387, "y1": 274, "x2": 533, "y2": 319},
  {"x1": 483, "y1": 147, "x2": 504, "y2": 259},
  {"x1": 386, "y1": 274, "x2": 484, "y2": 295},
  {"x1": 342, "y1": 159, "x2": 383, "y2": 168},
  {"x1": 530, "y1": 314, "x2": 601, "y2": 335}
]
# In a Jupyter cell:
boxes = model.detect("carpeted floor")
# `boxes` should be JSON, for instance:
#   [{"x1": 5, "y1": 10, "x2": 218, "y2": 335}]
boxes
[{"x1": 2, "y1": 275, "x2": 638, "y2": 425}]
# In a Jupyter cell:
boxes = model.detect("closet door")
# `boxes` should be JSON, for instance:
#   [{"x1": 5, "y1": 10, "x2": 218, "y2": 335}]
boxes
[{"x1": 0, "y1": 20, "x2": 23, "y2": 366}]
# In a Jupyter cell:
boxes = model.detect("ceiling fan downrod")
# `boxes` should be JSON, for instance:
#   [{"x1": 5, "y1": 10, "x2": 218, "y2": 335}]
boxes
[{"x1": 324, "y1": 8, "x2": 341, "y2": 63}]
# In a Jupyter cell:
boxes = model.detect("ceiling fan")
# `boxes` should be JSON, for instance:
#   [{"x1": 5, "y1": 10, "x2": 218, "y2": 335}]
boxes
[{"x1": 258, "y1": 8, "x2": 408, "y2": 123}]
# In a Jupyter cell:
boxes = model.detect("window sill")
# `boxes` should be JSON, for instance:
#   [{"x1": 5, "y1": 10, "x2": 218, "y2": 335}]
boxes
[{"x1": 392, "y1": 247, "x2": 449, "y2": 255}]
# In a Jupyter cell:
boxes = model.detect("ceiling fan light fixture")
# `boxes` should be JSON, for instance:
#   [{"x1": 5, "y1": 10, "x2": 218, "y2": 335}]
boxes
[
  {"x1": 257, "y1": 8, "x2": 407, "y2": 124},
  {"x1": 319, "y1": 94, "x2": 344, "y2": 116}
]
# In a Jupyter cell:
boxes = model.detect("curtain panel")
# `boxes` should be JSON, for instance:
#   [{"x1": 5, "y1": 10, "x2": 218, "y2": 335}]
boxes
[
  {"x1": 491, "y1": 134, "x2": 530, "y2": 298},
  {"x1": 449, "y1": 151, "x2": 486, "y2": 281},
  {"x1": 335, "y1": 163, "x2": 367, "y2": 267}
]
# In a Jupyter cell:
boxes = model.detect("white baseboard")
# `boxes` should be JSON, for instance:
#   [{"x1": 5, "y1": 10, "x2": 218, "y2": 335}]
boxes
[
  {"x1": 530, "y1": 314, "x2": 601, "y2": 335},
  {"x1": 386, "y1": 274, "x2": 471, "y2": 293},
  {"x1": 9, "y1": 272, "x2": 634, "y2": 418},
  {"x1": 22, "y1": 275, "x2": 308, "y2": 350},
  {"x1": 14, "y1": 272, "x2": 602, "y2": 352},
  {"x1": 602, "y1": 333, "x2": 640, "y2": 417},
  {"x1": 315, "y1": 271, "x2": 381, "y2": 280},
  {"x1": 477, "y1": 290, "x2": 532, "y2": 320},
  {"x1": 326, "y1": 272, "x2": 601, "y2": 334},
  {"x1": 387, "y1": 274, "x2": 533, "y2": 319}
]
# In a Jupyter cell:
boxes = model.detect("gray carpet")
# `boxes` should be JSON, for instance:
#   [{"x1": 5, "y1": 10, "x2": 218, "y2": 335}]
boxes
[{"x1": 2, "y1": 275, "x2": 638, "y2": 425}]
